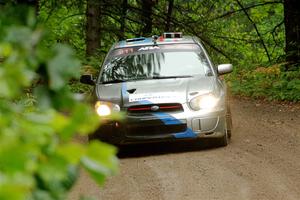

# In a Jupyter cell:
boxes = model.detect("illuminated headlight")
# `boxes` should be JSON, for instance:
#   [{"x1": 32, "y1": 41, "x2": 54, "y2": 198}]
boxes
[
  {"x1": 95, "y1": 101, "x2": 120, "y2": 117},
  {"x1": 189, "y1": 94, "x2": 219, "y2": 111}
]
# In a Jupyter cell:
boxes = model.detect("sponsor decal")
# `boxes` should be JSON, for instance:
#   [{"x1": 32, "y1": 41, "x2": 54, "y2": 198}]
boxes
[
  {"x1": 114, "y1": 48, "x2": 134, "y2": 56},
  {"x1": 129, "y1": 92, "x2": 183, "y2": 103},
  {"x1": 138, "y1": 46, "x2": 160, "y2": 51},
  {"x1": 112, "y1": 44, "x2": 200, "y2": 57}
]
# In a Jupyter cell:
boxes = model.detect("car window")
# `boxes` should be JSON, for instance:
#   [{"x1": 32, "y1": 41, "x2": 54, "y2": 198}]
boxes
[{"x1": 100, "y1": 49, "x2": 212, "y2": 83}]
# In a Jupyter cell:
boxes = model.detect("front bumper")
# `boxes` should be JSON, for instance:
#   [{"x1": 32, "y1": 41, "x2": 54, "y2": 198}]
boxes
[{"x1": 92, "y1": 103, "x2": 227, "y2": 144}]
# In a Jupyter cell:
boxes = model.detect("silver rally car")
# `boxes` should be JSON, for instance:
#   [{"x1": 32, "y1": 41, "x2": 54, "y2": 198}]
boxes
[{"x1": 80, "y1": 32, "x2": 233, "y2": 146}]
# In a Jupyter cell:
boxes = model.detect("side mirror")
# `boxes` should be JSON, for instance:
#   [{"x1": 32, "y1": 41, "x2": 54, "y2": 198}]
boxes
[
  {"x1": 80, "y1": 74, "x2": 95, "y2": 85},
  {"x1": 217, "y1": 64, "x2": 233, "y2": 75}
]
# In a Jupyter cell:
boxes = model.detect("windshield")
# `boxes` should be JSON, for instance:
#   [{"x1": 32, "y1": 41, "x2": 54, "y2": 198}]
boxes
[{"x1": 100, "y1": 47, "x2": 212, "y2": 83}]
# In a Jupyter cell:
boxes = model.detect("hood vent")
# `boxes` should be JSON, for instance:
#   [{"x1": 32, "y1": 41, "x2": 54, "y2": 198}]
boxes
[{"x1": 127, "y1": 88, "x2": 136, "y2": 94}]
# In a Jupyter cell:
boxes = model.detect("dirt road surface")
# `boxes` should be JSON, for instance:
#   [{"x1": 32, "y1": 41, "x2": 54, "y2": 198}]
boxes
[{"x1": 69, "y1": 97, "x2": 300, "y2": 200}]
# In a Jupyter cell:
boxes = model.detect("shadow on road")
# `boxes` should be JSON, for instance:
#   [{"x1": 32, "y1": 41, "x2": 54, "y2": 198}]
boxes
[{"x1": 117, "y1": 138, "x2": 223, "y2": 158}]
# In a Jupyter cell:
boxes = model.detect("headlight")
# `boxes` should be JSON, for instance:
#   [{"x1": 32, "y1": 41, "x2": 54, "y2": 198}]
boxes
[
  {"x1": 189, "y1": 94, "x2": 219, "y2": 111},
  {"x1": 95, "y1": 101, "x2": 120, "y2": 117}
]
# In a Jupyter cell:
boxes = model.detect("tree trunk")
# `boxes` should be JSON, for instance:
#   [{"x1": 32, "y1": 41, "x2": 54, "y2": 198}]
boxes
[
  {"x1": 141, "y1": 0, "x2": 155, "y2": 36},
  {"x1": 119, "y1": 0, "x2": 128, "y2": 40},
  {"x1": 284, "y1": 0, "x2": 300, "y2": 68},
  {"x1": 16, "y1": 0, "x2": 39, "y2": 15},
  {"x1": 86, "y1": 0, "x2": 102, "y2": 56},
  {"x1": 165, "y1": 0, "x2": 174, "y2": 31}
]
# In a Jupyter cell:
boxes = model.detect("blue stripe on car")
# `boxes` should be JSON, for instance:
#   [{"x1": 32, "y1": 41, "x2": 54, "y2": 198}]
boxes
[
  {"x1": 173, "y1": 128, "x2": 197, "y2": 138},
  {"x1": 121, "y1": 82, "x2": 128, "y2": 98},
  {"x1": 117, "y1": 40, "x2": 126, "y2": 47}
]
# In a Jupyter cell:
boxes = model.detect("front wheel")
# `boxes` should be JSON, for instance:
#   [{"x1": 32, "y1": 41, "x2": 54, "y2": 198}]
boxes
[
  {"x1": 217, "y1": 111, "x2": 232, "y2": 147},
  {"x1": 226, "y1": 105, "x2": 233, "y2": 139},
  {"x1": 217, "y1": 128, "x2": 229, "y2": 147}
]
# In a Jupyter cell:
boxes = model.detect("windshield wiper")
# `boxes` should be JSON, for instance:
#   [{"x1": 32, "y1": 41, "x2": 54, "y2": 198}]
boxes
[
  {"x1": 151, "y1": 75, "x2": 193, "y2": 79},
  {"x1": 101, "y1": 75, "x2": 192, "y2": 84},
  {"x1": 101, "y1": 79, "x2": 126, "y2": 84}
]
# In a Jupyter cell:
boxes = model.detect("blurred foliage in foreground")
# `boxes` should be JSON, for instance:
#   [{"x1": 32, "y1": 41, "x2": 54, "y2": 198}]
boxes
[{"x1": 0, "y1": 7, "x2": 118, "y2": 200}]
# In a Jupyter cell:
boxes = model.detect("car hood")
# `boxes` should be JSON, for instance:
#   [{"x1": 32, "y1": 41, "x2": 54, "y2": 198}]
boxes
[{"x1": 95, "y1": 76, "x2": 216, "y2": 107}]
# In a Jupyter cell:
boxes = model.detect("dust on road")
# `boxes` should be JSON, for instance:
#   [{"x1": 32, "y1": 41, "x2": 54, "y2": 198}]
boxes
[{"x1": 69, "y1": 97, "x2": 300, "y2": 200}]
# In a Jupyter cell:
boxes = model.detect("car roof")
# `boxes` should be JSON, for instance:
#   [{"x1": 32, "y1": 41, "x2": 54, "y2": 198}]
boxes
[{"x1": 113, "y1": 35, "x2": 198, "y2": 49}]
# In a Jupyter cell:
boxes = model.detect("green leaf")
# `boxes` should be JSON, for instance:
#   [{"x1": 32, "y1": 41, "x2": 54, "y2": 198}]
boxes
[
  {"x1": 57, "y1": 142, "x2": 86, "y2": 165},
  {"x1": 81, "y1": 141, "x2": 118, "y2": 185}
]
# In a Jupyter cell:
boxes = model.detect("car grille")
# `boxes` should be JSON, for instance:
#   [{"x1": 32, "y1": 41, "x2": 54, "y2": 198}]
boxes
[
  {"x1": 127, "y1": 103, "x2": 183, "y2": 114},
  {"x1": 126, "y1": 123, "x2": 187, "y2": 136}
]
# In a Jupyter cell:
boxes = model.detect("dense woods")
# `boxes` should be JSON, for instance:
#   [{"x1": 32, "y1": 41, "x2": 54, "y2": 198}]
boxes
[
  {"x1": 0, "y1": 0, "x2": 300, "y2": 199},
  {"x1": 3, "y1": 0, "x2": 299, "y2": 68},
  {"x1": 284, "y1": 0, "x2": 300, "y2": 68},
  {"x1": 37, "y1": 0, "x2": 298, "y2": 65},
  {"x1": 37, "y1": 0, "x2": 300, "y2": 100}
]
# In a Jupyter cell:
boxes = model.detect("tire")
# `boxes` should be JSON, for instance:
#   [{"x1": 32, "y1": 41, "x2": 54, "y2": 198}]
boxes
[
  {"x1": 226, "y1": 88, "x2": 233, "y2": 139},
  {"x1": 226, "y1": 105, "x2": 233, "y2": 139},
  {"x1": 217, "y1": 111, "x2": 231, "y2": 147},
  {"x1": 217, "y1": 127, "x2": 229, "y2": 147}
]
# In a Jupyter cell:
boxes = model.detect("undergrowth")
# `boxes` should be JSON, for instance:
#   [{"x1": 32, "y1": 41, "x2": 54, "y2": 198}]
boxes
[{"x1": 227, "y1": 63, "x2": 300, "y2": 102}]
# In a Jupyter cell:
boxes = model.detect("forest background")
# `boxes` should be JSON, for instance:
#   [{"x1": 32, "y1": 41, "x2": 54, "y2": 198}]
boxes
[
  {"x1": 39, "y1": 0, "x2": 300, "y2": 101},
  {"x1": 0, "y1": 0, "x2": 299, "y2": 200}
]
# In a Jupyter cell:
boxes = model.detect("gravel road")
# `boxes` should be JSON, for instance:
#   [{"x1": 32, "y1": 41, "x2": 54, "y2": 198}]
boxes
[{"x1": 69, "y1": 97, "x2": 300, "y2": 200}]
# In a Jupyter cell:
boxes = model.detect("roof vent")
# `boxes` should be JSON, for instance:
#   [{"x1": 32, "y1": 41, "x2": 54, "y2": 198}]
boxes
[
  {"x1": 163, "y1": 32, "x2": 182, "y2": 38},
  {"x1": 126, "y1": 37, "x2": 145, "y2": 42}
]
